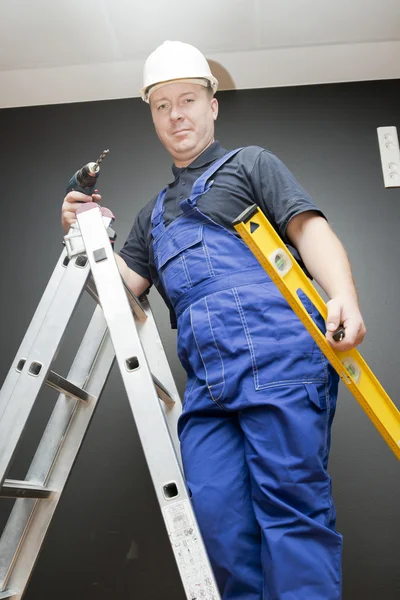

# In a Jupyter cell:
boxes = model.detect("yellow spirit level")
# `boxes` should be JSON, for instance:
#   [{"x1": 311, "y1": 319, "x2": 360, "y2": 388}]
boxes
[{"x1": 233, "y1": 205, "x2": 400, "y2": 461}]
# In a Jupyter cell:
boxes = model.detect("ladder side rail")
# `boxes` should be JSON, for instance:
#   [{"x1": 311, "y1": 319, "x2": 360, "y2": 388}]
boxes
[
  {"x1": 136, "y1": 296, "x2": 183, "y2": 467},
  {"x1": 0, "y1": 258, "x2": 91, "y2": 486},
  {"x1": 78, "y1": 206, "x2": 221, "y2": 600},
  {"x1": 0, "y1": 307, "x2": 114, "y2": 598},
  {"x1": 0, "y1": 250, "x2": 68, "y2": 421}
]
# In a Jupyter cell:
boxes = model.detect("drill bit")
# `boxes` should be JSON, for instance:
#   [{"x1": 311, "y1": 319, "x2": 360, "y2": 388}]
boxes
[{"x1": 94, "y1": 149, "x2": 110, "y2": 169}]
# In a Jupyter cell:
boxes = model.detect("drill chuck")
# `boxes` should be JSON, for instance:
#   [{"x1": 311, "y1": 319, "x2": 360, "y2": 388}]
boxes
[{"x1": 66, "y1": 150, "x2": 109, "y2": 195}]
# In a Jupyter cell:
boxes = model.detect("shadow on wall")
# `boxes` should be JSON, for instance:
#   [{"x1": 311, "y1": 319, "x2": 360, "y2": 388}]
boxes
[{"x1": 207, "y1": 59, "x2": 236, "y2": 91}]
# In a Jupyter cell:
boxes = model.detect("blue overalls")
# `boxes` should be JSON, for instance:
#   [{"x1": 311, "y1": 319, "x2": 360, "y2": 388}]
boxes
[{"x1": 151, "y1": 149, "x2": 343, "y2": 599}]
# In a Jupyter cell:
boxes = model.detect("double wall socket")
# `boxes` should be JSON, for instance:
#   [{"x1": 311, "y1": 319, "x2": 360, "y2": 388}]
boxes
[{"x1": 377, "y1": 126, "x2": 400, "y2": 189}]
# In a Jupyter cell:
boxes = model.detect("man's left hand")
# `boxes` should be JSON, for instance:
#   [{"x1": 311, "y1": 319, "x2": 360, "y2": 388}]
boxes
[{"x1": 326, "y1": 295, "x2": 366, "y2": 351}]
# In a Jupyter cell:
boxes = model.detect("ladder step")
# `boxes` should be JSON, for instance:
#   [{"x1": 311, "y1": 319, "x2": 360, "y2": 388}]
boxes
[
  {"x1": 86, "y1": 275, "x2": 148, "y2": 322},
  {"x1": 122, "y1": 282, "x2": 148, "y2": 322},
  {"x1": 1, "y1": 480, "x2": 53, "y2": 499},
  {"x1": 46, "y1": 370, "x2": 93, "y2": 402},
  {"x1": 152, "y1": 375, "x2": 174, "y2": 406},
  {"x1": 86, "y1": 275, "x2": 147, "y2": 322}
]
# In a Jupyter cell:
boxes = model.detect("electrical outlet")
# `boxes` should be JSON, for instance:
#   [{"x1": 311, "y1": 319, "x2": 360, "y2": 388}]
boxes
[{"x1": 377, "y1": 126, "x2": 400, "y2": 189}]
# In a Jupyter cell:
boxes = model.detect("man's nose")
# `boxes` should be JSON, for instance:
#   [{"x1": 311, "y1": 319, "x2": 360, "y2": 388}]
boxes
[{"x1": 170, "y1": 104, "x2": 184, "y2": 121}]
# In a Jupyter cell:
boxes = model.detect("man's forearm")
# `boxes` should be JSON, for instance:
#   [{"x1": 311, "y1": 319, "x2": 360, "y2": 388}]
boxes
[
  {"x1": 288, "y1": 214, "x2": 358, "y2": 301},
  {"x1": 114, "y1": 253, "x2": 150, "y2": 297},
  {"x1": 287, "y1": 212, "x2": 366, "y2": 349}
]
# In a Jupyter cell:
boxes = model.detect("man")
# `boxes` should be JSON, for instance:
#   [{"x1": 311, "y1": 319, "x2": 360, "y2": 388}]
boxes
[{"x1": 62, "y1": 41, "x2": 366, "y2": 599}]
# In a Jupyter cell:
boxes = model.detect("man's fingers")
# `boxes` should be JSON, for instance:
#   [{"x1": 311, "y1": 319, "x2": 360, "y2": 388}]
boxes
[
  {"x1": 327, "y1": 319, "x2": 366, "y2": 350},
  {"x1": 61, "y1": 190, "x2": 103, "y2": 235},
  {"x1": 326, "y1": 299, "x2": 341, "y2": 332},
  {"x1": 62, "y1": 201, "x2": 87, "y2": 213},
  {"x1": 64, "y1": 191, "x2": 93, "y2": 204},
  {"x1": 324, "y1": 296, "x2": 366, "y2": 351}
]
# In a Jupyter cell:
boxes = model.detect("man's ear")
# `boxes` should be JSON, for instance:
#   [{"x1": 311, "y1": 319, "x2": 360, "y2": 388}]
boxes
[{"x1": 211, "y1": 97, "x2": 219, "y2": 121}]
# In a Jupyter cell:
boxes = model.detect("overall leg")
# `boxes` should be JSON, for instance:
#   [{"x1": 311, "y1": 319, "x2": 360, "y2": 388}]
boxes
[
  {"x1": 239, "y1": 370, "x2": 342, "y2": 600},
  {"x1": 178, "y1": 378, "x2": 263, "y2": 599}
]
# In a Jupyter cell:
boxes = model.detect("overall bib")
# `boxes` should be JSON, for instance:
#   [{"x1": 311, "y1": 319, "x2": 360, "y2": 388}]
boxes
[{"x1": 151, "y1": 150, "x2": 342, "y2": 600}]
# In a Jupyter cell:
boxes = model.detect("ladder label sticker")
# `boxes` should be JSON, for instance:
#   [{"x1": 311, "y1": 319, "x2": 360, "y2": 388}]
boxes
[
  {"x1": 269, "y1": 248, "x2": 292, "y2": 277},
  {"x1": 163, "y1": 500, "x2": 194, "y2": 534},
  {"x1": 163, "y1": 501, "x2": 219, "y2": 598}
]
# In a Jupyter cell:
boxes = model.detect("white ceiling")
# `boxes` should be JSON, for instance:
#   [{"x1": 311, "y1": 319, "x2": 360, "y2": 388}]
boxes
[{"x1": 0, "y1": 0, "x2": 399, "y2": 108}]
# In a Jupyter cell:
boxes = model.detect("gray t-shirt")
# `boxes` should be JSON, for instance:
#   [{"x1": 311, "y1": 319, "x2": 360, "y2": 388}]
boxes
[{"x1": 120, "y1": 141, "x2": 324, "y2": 327}]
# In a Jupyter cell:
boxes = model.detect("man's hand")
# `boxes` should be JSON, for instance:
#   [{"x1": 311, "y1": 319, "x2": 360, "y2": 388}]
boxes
[
  {"x1": 61, "y1": 190, "x2": 102, "y2": 233},
  {"x1": 61, "y1": 191, "x2": 150, "y2": 297},
  {"x1": 326, "y1": 295, "x2": 366, "y2": 351},
  {"x1": 287, "y1": 212, "x2": 367, "y2": 352}
]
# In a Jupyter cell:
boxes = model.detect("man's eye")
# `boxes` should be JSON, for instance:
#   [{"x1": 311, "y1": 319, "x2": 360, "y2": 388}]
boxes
[
  {"x1": 157, "y1": 104, "x2": 167, "y2": 110},
  {"x1": 184, "y1": 98, "x2": 194, "y2": 103}
]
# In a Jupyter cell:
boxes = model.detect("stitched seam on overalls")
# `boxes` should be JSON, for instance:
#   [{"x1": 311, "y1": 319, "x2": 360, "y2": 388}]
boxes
[
  {"x1": 161, "y1": 244, "x2": 204, "y2": 278},
  {"x1": 157, "y1": 239, "x2": 202, "y2": 274},
  {"x1": 161, "y1": 256, "x2": 191, "y2": 290},
  {"x1": 257, "y1": 378, "x2": 326, "y2": 390},
  {"x1": 183, "y1": 376, "x2": 198, "y2": 408},
  {"x1": 232, "y1": 287, "x2": 259, "y2": 387},
  {"x1": 161, "y1": 255, "x2": 183, "y2": 277},
  {"x1": 189, "y1": 305, "x2": 226, "y2": 410},
  {"x1": 204, "y1": 296, "x2": 225, "y2": 401},
  {"x1": 201, "y1": 225, "x2": 216, "y2": 277},
  {"x1": 319, "y1": 353, "x2": 334, "y2": 524},
  {"x1": 233, "y1": 288, "x2": 326, "y2": 391},
  {"x1": 181, "y1": 255, "x2": 193, "y2": 287},
  {"x1": 153, "y1": 208, "x2": 207, "y2": 246},
  {"x1": 320, "y1": 353, "x2": 330, "y2": 458}
]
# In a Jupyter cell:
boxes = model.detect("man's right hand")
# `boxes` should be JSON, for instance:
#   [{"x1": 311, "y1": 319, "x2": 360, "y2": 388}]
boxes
[
  {"x1": 61, "y1": 191, "x2": 151, "y2": 297},
  {"x1": 61, "y1": 190, "x2": 102, "y2": 233}
]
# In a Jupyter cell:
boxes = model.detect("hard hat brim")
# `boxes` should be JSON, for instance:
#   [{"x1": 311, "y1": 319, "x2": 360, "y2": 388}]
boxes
[{"x1": 141, "y1": 75, "x2": 218, "y2": 103}]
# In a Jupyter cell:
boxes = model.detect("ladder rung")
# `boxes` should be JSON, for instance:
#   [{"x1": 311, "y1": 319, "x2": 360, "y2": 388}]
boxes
[
  {"x1": 0, "y1": 590, "x2": 16, "y2": 599},
  {"x1": 46, "y1": 370, "x2": 93, "y2": 402},
  {"x1": 1, "y1": 479, "x2": 53, "y2": 499},
  {"x1": 86, "y1": 275, "x2": 148, "y2": 322},
  {"x1": 152, "y1": 375, "x2": 174, "y2": 406},
  {"x1": 123, "y1": 283, "x2": 148, "y2": 323}
]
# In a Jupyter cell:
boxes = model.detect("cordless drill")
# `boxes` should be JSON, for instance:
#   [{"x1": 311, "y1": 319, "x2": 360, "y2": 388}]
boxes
[
  {"x1": 66, "y1": 149, "x2": 110, "y2": 195},
  {"x1": 64, "y1": 149, "x2": 116, "y2": 256}
]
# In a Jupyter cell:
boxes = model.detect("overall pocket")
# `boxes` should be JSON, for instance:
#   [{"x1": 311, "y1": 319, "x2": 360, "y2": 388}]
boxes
[
  {"x1": 233, "y1": 283, "x2": 327, "y2": 390},
  {"x1": 156, "y1": 223, "x2": 213, "y2": 306},
  {"x1": 260, "y1": 381, "x2": 332, "y2": 484},
  {"x1": 189, "y1": 298, "x2": 225, "y2": 405}
]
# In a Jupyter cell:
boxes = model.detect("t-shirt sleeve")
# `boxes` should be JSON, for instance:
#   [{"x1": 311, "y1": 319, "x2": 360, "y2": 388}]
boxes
[
  {"x1": 119, "y1": 207, "x2": 152, "y2": 283},
  {"x1": 250, "y1": 150, "x2": 326, "y2": 243}
]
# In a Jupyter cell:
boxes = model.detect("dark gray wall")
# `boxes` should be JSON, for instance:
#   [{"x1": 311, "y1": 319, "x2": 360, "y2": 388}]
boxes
[{"x1": 1, "y1": 79, "x2": 399, "y2": 599}]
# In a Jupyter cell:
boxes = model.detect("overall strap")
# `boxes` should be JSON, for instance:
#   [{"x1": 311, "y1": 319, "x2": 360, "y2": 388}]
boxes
[
  {"x1": 150, "y1": 187, "x2": 168, "y2": 239},
  {"x1": 180, "y1": 148, "x2": 243, "y2": 212}
]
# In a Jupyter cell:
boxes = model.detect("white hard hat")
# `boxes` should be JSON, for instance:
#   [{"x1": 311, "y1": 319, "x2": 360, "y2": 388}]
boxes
[{"x1": 140, "y1": 40, "x2": 219, "y2": 102}]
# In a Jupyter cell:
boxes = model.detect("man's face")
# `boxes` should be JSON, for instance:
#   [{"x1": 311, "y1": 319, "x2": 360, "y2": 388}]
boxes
[{"x1": 149, "y1": 82, "x2": 218, "y2": 166}]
